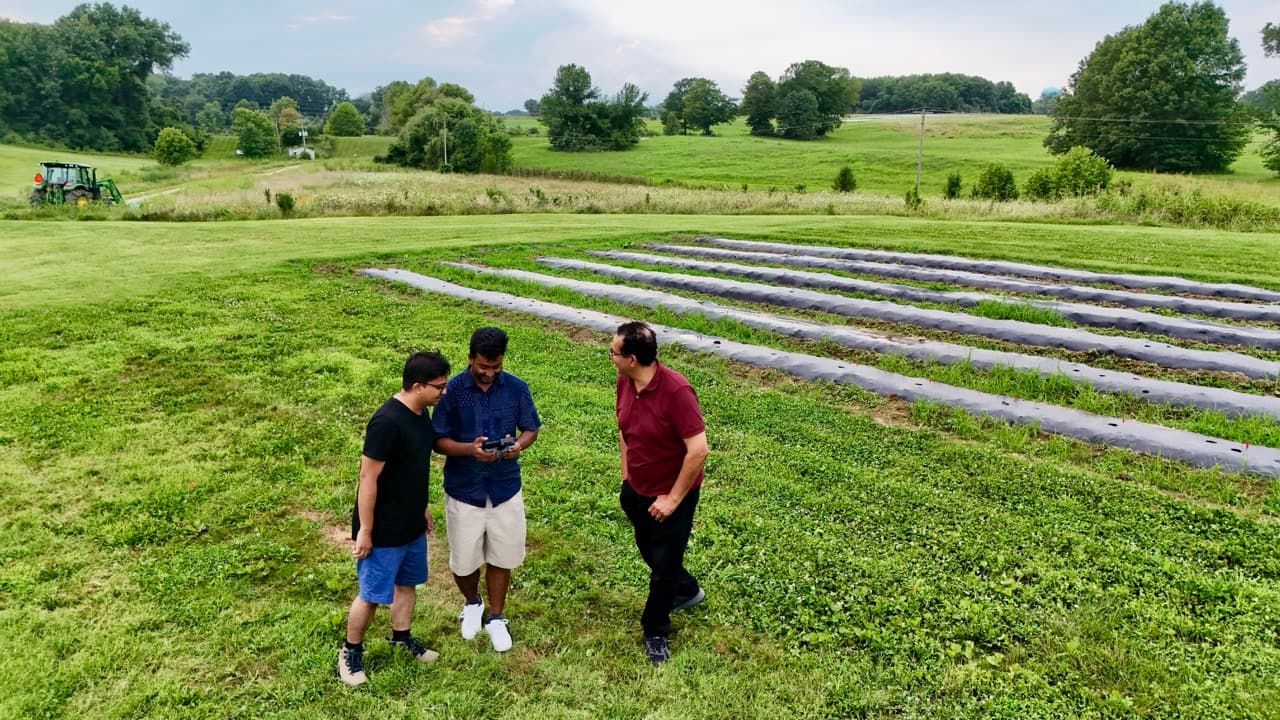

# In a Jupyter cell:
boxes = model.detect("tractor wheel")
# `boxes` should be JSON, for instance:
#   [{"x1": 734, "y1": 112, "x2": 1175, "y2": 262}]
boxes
[
  {"x1": 29, "y1": 190, "x2": 43, "y2": 205},
  {"x1": 66, "y1": 189, "x2": 90, "y2": 206}
]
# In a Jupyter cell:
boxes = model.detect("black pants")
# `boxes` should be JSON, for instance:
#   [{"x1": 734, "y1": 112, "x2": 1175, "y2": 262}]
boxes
[{"x1": 619, "y1": 481, "x2": 700, "y2": 637}]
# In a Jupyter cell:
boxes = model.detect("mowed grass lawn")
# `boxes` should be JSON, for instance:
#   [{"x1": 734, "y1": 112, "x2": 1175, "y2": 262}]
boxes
[{"x1": 2, "y1": 214, "x2": 1279, "y2": 719}]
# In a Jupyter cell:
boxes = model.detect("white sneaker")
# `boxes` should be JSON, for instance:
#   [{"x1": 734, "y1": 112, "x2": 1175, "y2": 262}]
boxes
[
  {"x1": 485, "y1": 616, "x2": 512, "y2": 652},
  {"x1": 459, "y1": 600, "x2": 484, "y2": 640}
]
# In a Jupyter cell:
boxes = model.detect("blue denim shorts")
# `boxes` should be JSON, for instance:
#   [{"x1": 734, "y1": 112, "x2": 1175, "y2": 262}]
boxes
[{"x1": 356, "y1": 533, "x2": 428, "y2": 605}]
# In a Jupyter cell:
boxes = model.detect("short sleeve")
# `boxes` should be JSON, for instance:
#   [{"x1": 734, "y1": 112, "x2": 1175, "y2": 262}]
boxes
[
  {"x1": 517, "y1": 383, "x2": 541, "y2": 431},
  {"x1": 431, "y1": 391, "x2": 456, "y2": 439},
  {"x1": 362, "y1": 411, "x2": 396, "y2": 461},
  {"x1": 668, "y1": 385, "x2": 705, "y2": 439}
]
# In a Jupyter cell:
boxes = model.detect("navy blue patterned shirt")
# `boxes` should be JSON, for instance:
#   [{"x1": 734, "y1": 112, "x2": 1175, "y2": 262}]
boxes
[{"x1": 432, "y1": 370, "x2": 541, "y2": 507}]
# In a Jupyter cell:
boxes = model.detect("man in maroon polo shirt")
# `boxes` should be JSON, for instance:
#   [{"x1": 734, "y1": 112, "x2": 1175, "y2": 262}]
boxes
[{"x1": 610, "y1": 321, "x2": 709, "y2": 665}]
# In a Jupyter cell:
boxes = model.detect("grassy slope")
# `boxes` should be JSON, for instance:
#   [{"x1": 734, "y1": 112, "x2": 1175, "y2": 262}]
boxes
[
  {"x1": 509, "y1": 115, "x2": 1280, "y2": 203},
  {"x1": 2, "y1": 215, "x2": 1279, "y2": 718}
]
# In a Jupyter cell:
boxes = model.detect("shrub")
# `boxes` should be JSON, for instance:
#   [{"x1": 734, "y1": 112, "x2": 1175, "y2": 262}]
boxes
[
  {"x1": 832, "y1": 166, "x2": 857, "y2": 192},
  {"x1": 904, "y1": 185, "x2": 923, "y2": 210},
  {"x1": 152, "y1": 127, "x2": 197, "y2": 166},
  {"x1": 1056, "y1": 146, "x2": 1113, "y2": 196},
  {"x1": 943, "y1": 172, "x2": 962, "y2": 199},
  {"x1": 1022, "y1": 168, "x2": 1061, "y2": 201},
  {"x1": 275, "y1": 191, "x2": 295, "y2": 216},
  {"x1": 1262, "y1": 132, "x2": 1280, "y2": 175},
  {"x1": 974, "y1": 163, "x2": 1018, "y2": 201}
]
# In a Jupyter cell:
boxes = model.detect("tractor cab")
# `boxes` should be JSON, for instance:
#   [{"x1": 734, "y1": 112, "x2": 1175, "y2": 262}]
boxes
[{"x1": 39, "y1": 163, "x2": 93, "y2": 188}]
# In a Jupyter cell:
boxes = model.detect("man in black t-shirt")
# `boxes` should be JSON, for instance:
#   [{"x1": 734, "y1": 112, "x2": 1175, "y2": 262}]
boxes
[{"x1": 338, "y1": 350, "x2": 451, "y2": 687}]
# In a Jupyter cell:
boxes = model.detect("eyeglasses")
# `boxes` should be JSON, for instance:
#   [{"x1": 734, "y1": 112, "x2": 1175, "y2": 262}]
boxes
[
  {"x1": 423, "y1": 381, "x2": 448, "y2": 391},
  {"x1": 607, "y1": 349, "x2": 625, "y2": 359}
]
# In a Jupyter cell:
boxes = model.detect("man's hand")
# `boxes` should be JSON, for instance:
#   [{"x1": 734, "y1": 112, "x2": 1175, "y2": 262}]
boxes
[
  {"x1": 470, "y1": 437, "x2": 498, "y2": 462},
  {"x1": 353, "y1": 528, "x2": 373, "y2": 558},
  {"x1": 425, "y1": 510, "x2": 435, "y2": 535},
  {"x1": 648, "y1": 494, "x2": 681, "y2": 522},
  {"x1": 500, "y1": 436, "x2": 522, "y2": 460}
]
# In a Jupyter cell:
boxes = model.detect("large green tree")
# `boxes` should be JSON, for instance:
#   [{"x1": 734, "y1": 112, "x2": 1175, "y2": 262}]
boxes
[
  {"x1": 1045, "y1": 2, "x2": 1249, "y2": 172},
  {"x1": 663, "y1": 77, "x2": 735, "y2": 135},
  {"x1": 600, "y1": 82, "x2": 648, "y2": 150},
  {"x1": 0, "y1": 4, "x2": 187, "y2": 151},
  {"x1": 777, "y1": 60, "x2": 858, "y2": 136},
  {"x1": 380, "y1": 97, "x2": 512, "y2": 173},
  {"x1": 324, "y1": 101, "x2": 364, "y2": 136},
  {"x1": 232, "y1": 107, "x2": 277, "y2": 157},
  {"x1": 1264, "y1": 22, "x2": 1279, "y2": 56},
  {"x1": 740, "y1": 71, "x2": 777, "y2": 135},
  {"x1": 538, "y1": 64, "x2": 604, "y2": 151}
]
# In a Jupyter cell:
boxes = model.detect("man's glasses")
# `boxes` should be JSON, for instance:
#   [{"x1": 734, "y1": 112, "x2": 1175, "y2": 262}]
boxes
[
  {"x1": 424, "y1": 381, "x2": 448, "y2": 391},
  {"x1": 607, "y1": 349, "x2": 625, "y2": 358}
]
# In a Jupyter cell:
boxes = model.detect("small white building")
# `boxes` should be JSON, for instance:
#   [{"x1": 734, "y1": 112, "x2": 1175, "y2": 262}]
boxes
[{"x1": 287, "y1": 147, "x2": 316, "y2": 160}]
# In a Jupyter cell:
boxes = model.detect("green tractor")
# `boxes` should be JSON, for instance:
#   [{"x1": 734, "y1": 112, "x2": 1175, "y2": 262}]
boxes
[{"x1": 30, "y1": 161, "x2": 122, "y2": 206}]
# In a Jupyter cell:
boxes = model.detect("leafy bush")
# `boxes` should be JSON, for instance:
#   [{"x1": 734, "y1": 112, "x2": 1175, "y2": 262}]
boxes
[
  {"x1": 152, "y1": 127, "x2": 197, "y2": 166},
  {"x1": 1023, "y1": 147, "x2": 1113, "y2": 201},
  {"x1": 1022, "y1": 168, "x2": 1060, "y2": 201},
  {"x1": 974, "y1": 163, "x2": 1018, "y2": 201},
  {"x1": 832, "y1": 166, "x2": 856, "y2": 192},
  {"x1": 1262, "y1": 131, "x2": 1280, "y2": 175},
  {"x1": 904, "y1": 185, "x2": 923, "y2": 210},
  {"x1": 1056, "y1": 146, "x2": 1113, "y2": 196},
  {"x1": 275, "y1": 191, "x2": 295, "y2": 216},
  {"x1": 943, "y1": 172, "x2": 962, "y2": 199}
]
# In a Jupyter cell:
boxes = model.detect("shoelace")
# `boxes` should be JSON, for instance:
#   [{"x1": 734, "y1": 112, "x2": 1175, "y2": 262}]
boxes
[{"x1": 344, "y1": 647, "x2": 364, "y2": 672}]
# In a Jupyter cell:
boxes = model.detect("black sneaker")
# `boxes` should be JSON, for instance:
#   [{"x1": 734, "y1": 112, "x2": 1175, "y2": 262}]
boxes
[
  {"x1": 672, "y1": 587, "x2": 706, "y2": 611},
  {"x1": 388, "y1": 634, "x2": 440, "y2": 663},
  {"x1": 644, "y1": 635, "x2": 669, "y2": 665},
  {"x1": 337, "y1": 645, "x2": 367, "y2": 686}
]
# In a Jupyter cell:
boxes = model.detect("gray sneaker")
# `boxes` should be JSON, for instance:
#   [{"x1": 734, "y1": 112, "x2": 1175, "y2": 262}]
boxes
[
  {"x1": 337, "y1": 645, "x2": 367, "y2": 686},
  {"x1": 672, "y1": 587, "x2": 706, "y2": 611}
]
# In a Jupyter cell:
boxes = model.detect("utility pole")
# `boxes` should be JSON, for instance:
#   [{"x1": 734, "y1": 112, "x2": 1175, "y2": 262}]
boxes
[
  {"x1": 441, "y1": 115, "x2": 449, "y2": 169},
  {"x1": 915, "y1": 109, "x2": 926, "y2": 194}
]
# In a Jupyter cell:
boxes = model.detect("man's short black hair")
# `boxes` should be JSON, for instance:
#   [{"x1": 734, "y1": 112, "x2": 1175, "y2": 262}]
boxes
[
  {"x1": 469, "y1": 326, "x2": 508, "y2": 359},
  {"x1": 616, "y1": 321, "x2": 657, "y2": 366},
  {"x1": 403, "y1": 350, "x2": 451, "y2": 390}
]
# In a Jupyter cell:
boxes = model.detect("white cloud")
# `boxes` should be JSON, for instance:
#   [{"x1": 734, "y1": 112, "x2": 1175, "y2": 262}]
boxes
[{"x1": 422, "y1": 0, "x2": 515, "y2": 44}]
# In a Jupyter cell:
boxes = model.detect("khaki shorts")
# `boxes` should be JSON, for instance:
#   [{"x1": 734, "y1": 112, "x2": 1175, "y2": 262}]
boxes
[{"x1": 445, "y1": 490, "x2": 526, "y2": 575}]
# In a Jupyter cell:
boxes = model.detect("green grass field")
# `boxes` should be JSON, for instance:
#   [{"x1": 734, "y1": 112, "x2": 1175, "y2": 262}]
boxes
[
  {"x1": 507, "y1": 115, "x2": 1280, "y2": 204},
  {"x1": 3, "y1": 210, "x2": 1279, "y2": 718}
]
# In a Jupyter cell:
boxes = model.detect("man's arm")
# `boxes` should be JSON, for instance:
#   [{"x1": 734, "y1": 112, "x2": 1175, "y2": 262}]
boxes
[
  {"x1": 619, "y1": 434, "x2": 629, "y2": 481},
  {"x1": 434, "y1": 436, "x2": 496, "y2": 461},
  {"x1": 648, "y1": 431, "x2": 708, "y2": 521},
  {"x1": 353, "y1": 455, "x2": 383, "y2": 558}
]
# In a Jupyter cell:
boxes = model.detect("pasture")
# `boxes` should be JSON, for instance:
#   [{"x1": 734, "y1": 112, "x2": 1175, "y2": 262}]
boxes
[{"x1": 3, "y1": 205, "x2": 1280, "y2": 718}]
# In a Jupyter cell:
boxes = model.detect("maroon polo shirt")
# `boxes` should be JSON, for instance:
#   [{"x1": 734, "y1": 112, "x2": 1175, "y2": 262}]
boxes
[{"x1": 616, "y1": 362, "x2": 705, "y2": 497}]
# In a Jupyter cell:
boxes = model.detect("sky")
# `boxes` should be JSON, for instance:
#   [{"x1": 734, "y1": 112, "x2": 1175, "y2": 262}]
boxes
[{"x1": 4, "y1": 0, "x2": 1278, "y2": 113}]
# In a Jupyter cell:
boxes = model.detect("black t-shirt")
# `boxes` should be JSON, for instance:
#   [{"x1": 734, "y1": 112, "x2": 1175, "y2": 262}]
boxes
[{"x1": 352, "y1": 396, "x2": 435, "y2": 547}]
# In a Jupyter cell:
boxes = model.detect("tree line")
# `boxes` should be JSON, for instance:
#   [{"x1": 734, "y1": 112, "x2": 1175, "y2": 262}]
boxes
[
  {"x1": 0, "y1": 4, "x2": 186, "y2": 152},
  {"x1": 857, "y1": 74, "x2": 1031, "y2": 114}
]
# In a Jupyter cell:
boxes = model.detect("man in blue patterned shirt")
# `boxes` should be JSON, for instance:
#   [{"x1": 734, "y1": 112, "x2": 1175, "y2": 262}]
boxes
[{"x1": 433, "y1": 327, "x2": 541, "y2": 652}]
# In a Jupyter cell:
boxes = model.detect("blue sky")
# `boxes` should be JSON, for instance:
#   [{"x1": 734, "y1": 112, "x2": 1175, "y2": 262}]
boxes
[{"x1": 5, "y1": 1, "x2": 1278, "y2": 112}]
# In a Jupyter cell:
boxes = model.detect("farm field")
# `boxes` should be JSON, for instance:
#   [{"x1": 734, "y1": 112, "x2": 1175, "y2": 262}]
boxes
[
  {"x1": 2, "y1": 210, "x2": 1279, "y2": 718},
  {"x1": 7, "y1": 115, "x2": 1278, "y2": 226}
]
